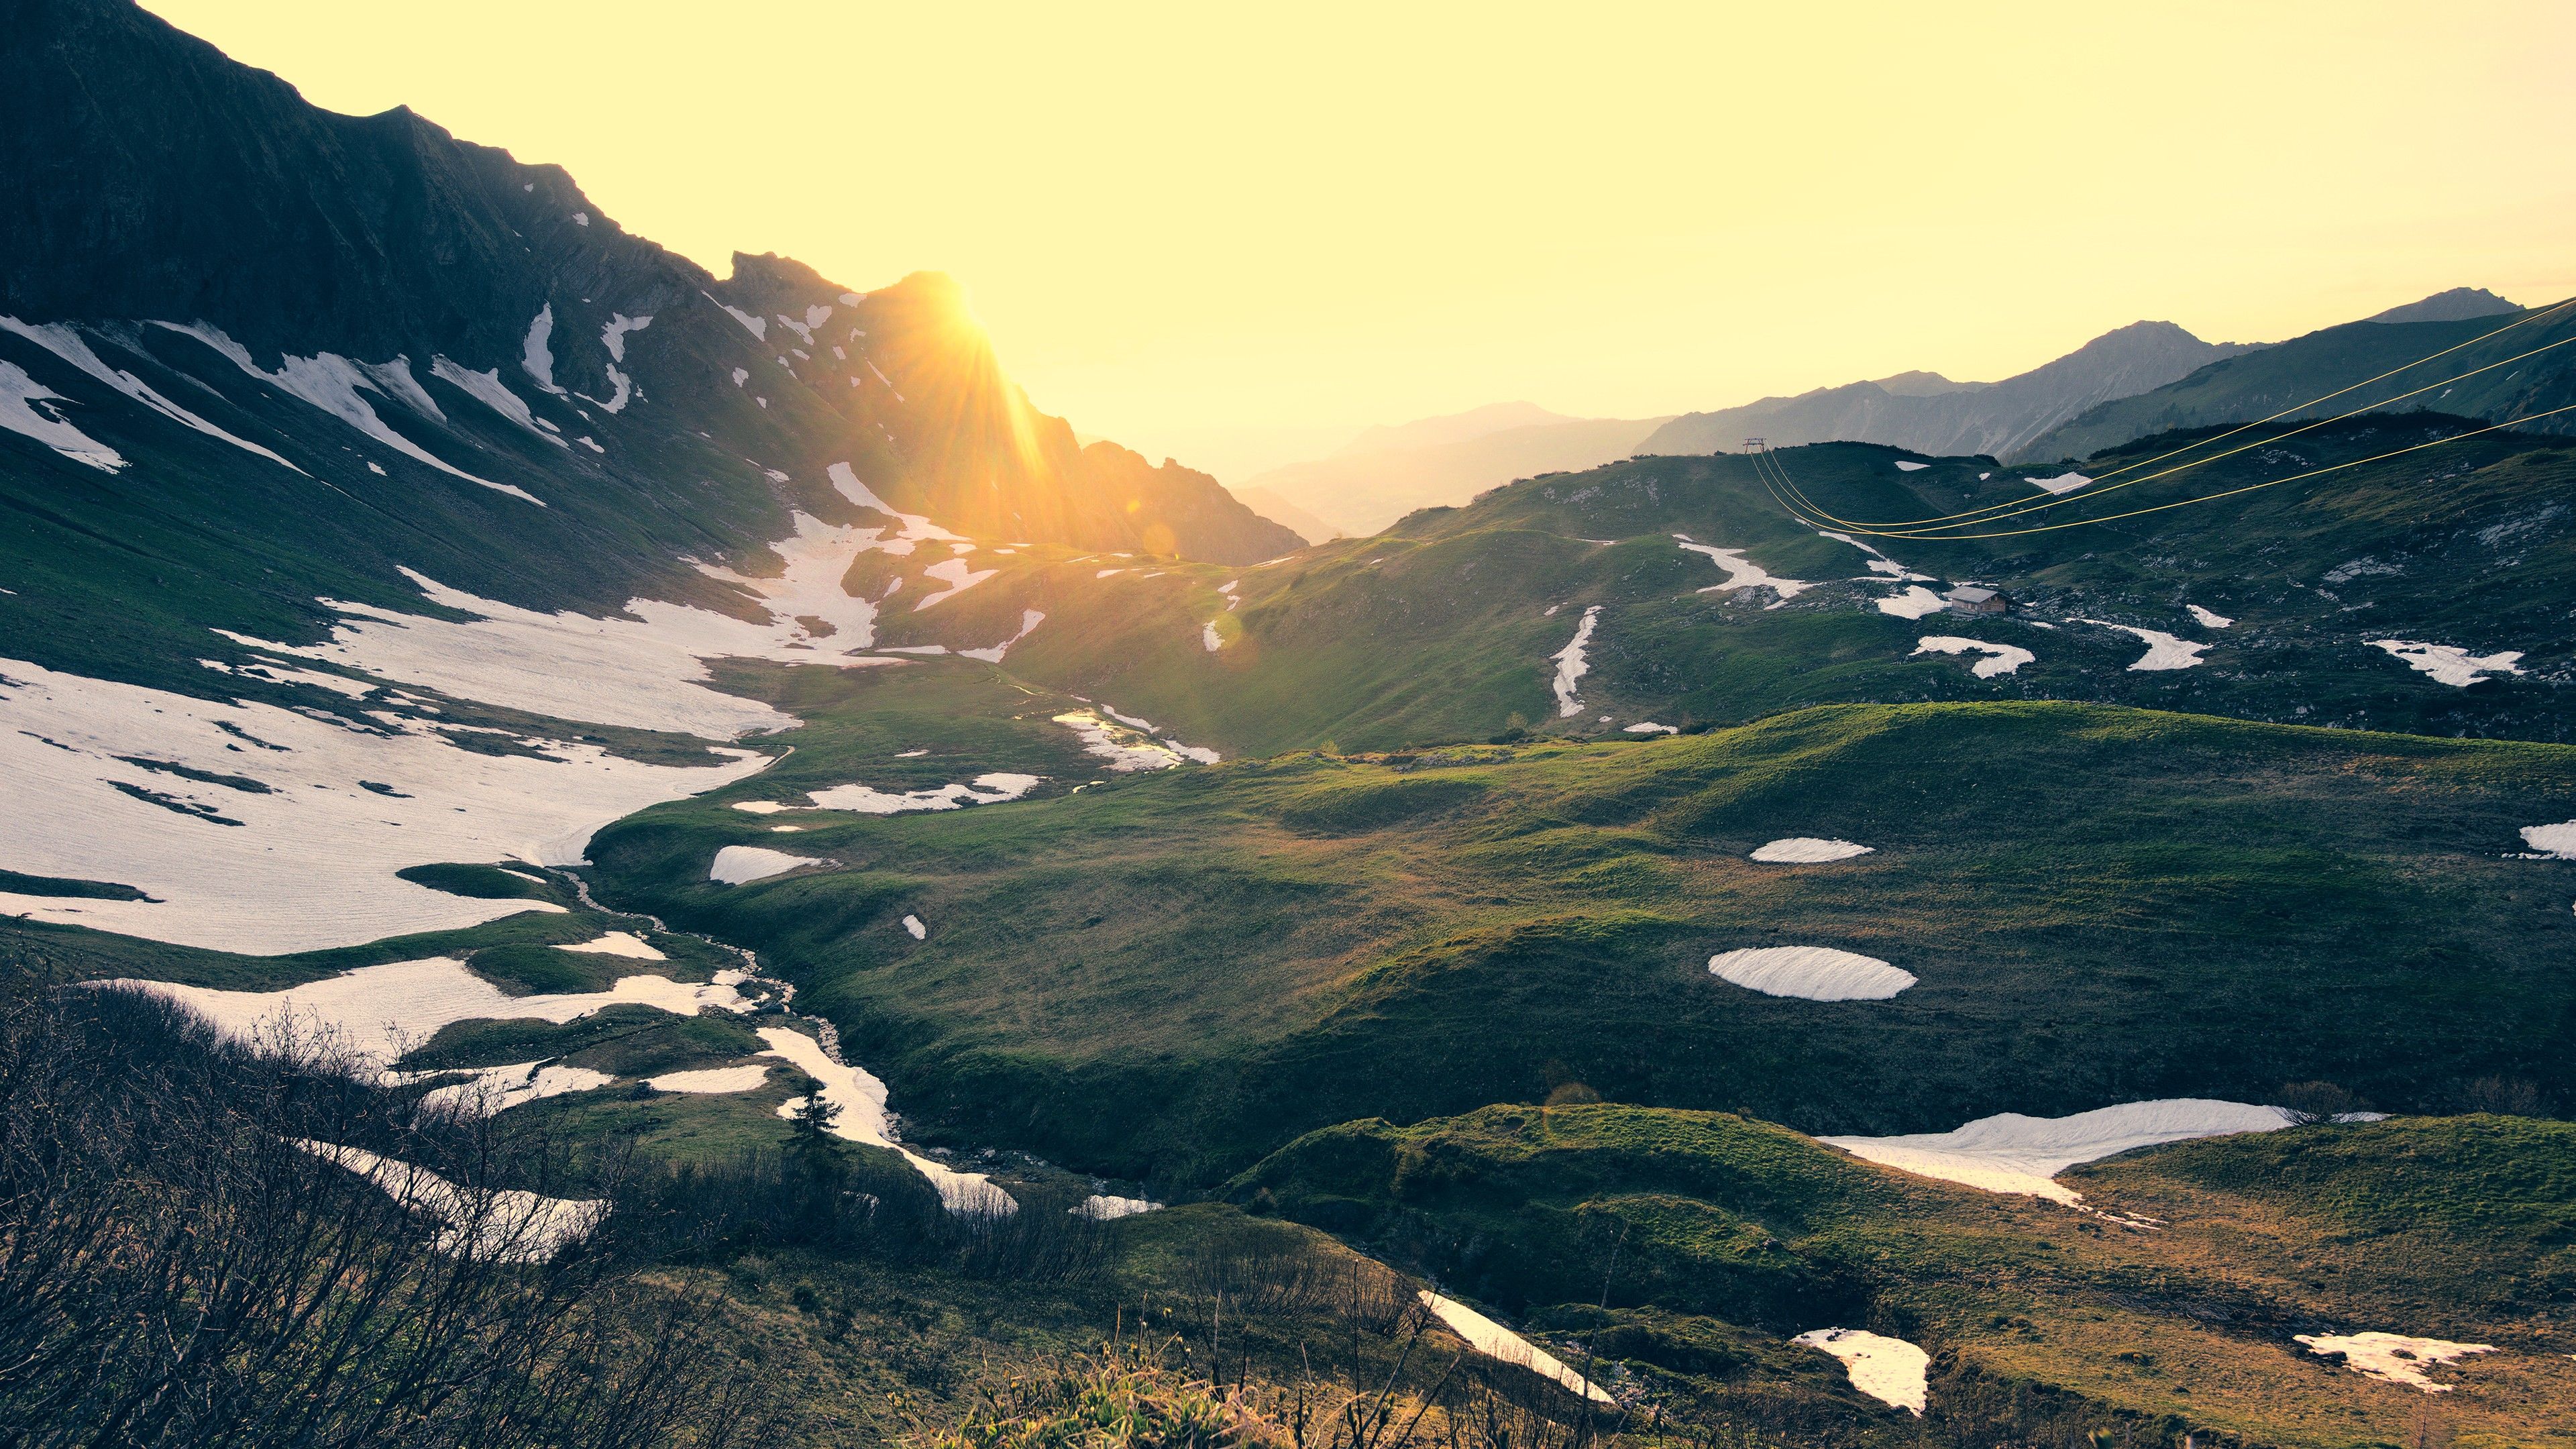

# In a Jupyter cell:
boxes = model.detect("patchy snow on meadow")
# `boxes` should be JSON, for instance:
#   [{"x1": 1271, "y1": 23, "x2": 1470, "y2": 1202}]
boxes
[
  {"x1": 2024, "y1": 471, "x2": 2093, "y2": 495},
  {"x1": 1821, "y1": 1099, "x2": 2299, "y2": 1205},
  {"x1": 2186, "y1": 604, "x2": 2233, "y2": 629},
  {"x1": 758, "y1": 1027, "x2": 1012, "y2": 1214},
  {"x1": 429, "y1": 356, "x2": 567, "y2": 447},
  {"x1": 2369, "y1": 639, "x2": 2524, "y2": 688},
  {"x1": 1792, "y1": 1329, "x2": 1927, "y2": 1415},
  {"x1": 1550, "y1": 606, "x2": 1601, "y2": 718},
  {"x1": 2292, "y1": 1332, "x2": 2494, "y2": 1393},
  {"x1": 294, "y1": 1139, "x2": 608, "y2": 1263},
  {"x1": 1055, "y1": 710, "x2": 1189, "y2": 771},
  {"x1": 1818, "y1": 531, "x2": 1933, "y2": 582},
  {"x1": 1893, "y1": 460, "x2": 1929, "y2": 472},
  {"x1": 771, "y1": 772, "x2": 1043, "y2": 815},
  {"x1": 0, "y1": 659, "x2": 764, "y2": 953},
  {"x1": 561, "y1": 930, "x2": 665, "y2": 959},
  {"x1": 1913, "y1": 635, "x2": 2035, "y2": 678},
  {"x1": 1073, "y1": 1194, "x2": 1161, "y2": 1221},
  {"x1": 1624, "y1": 722, "x2": 1678, "y2": 735},
  {"x1": 1203, "y1": 621, "x2": 1224, "y2": 651},
  {"x1": 1675, "y1": 535, "x2": 1814, "y2": 602},
  {"x1": 2082, "y1": 620, "x2": 2208, "y2": 671},
  {"x1": 912, "y1": 557, "x2": 999, "y2": 610},
  {"x1": 4, "y1": 317, "x2": 299, "y2": 469},
  {"x1": 104, "y1": 955, "x2": 749, "y2": 1067},
  {"x1": 1876, "y1": 586, "x2": 1947, "y2": 619},
  {"x1": 709, "y1": 845, "x2": 818, "y2": 884},
  {"x1": 960, "y1": 608, "x2": 1046, "y2": 663},
  {"x1": 1709, "y1": 946, "x2": 1914, "y2": 1001},
  {"x1": 1750, "y1": 839, "x2": 1873, "y2": 863},
  {"x1": 1418, "y1": 1292, "x2": 1614, "y2": 1403},
  {"x1": 399, "y1": 1060, "x2": 615, "y2": 1118},
  {"x1": 1, "y1": 358, "x2": 125, "y2": 470},
  {"x1": 647, "y1": 1062, "x2": 774, "y2": 1094},
  {"x1": 902, "y1": 914, "x2": 928, "y2": 940}
]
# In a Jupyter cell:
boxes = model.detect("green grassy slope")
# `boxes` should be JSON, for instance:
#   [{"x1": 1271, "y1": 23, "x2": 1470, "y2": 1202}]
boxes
[
  {"x1": 873, "y1": 417, "x2": 2573, "y2": 758},
  {"x1": 584, "y1": 671, "x2": 2576, "y2": 1185},
  {"x1": 1234, "y1": 1102, "x2": 2576, "y2": 1449}
]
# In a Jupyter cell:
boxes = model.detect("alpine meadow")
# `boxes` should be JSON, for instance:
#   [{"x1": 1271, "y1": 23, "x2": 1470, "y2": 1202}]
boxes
[{"x1": 4, "y1": 3, "x2": 2575, "y2": 1447}]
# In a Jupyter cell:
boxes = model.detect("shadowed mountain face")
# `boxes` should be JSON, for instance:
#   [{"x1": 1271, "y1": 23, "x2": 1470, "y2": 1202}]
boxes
[
  {"x1": 1641, "y1": 321, "x2": 2255, "y2": 462},
  {"x1": 0, "y1": 0, "x2": 1297, "y2": 576}
]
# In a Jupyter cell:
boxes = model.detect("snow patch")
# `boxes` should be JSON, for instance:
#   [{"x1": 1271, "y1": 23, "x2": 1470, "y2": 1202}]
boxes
[
  {"x1": 2293, "y1": 1332, "x2": 2493, "y2": 1393},
  {"x1": 647, "y1": 1063, "x2": 773, "y2": 1094},
  {"x1": 1677, "y1": 537, "x2": 1813, "y2": 602},
  {"x1": 1074, "y1": 1194, "x2": 1160, "y2": 1221},
  {"x1": 0, "y1": 359, "x2": 126, "y2": 470},
  {"x1": 2369, "y1": 639, "x2": 2524, "y2": 688},
  {"x1": 2024, "y1": 471, "x2": 2093, "y2": 495},
  {"x1": 1792, "y1": 1329, "x2": 1927, "y2": 1415},
  {"x1": 1550, "y1": 606, "x2": 1601, "y2": 718},
  {"x1": 902, "y1": 914, "x2": 927, "y2": 940},
  {"x1": 1876, "y1": 586, "x2": 1947, "y2": 619},
  {"x1": 2081, "y1": 620, "x2": 2207, "y2": 671},
  {"x1": 758, "y1": 1027, "x2": 1011, "y2": 1214},
  {"x1": 1203, "y1": 621, "x2": 1224, "y2": 651},
  {"x1": 519, "y1": 305, "x2": 566, "y2": 394},
  {"x1": 1623, "y1": 722, "x2": 1678, "y2": 735},
  {"x1": 2520, "y1": 821, "x2": 2576, "y2": 858},
  {"x1": 561, "y1": 929, "x2": 665, "y2": 960},
  {"x1": 3, "y1": 317, "x2": 299, "y2": 470},
  {"x1": 1913, "y1": 636, "x2": 2034, "y2": 678},
  {"x1": 913, "y1": 557, "x2": 998, "y2": 610},
  {"x1": 399, "y1": 1060, "x2": 613, "y2": 1118},
  {"x1": 1418, "y1": 1292, "x2": 1613, "y2": 1403},
  {"x1": 709, "y1": 845, "x2": 818, "y2": 884},
  {"x1": 706, "y1": 292, "x2": 767, "y2": 339},
  {"x1": 1055, "y1": 710, "x2": 1188, "y2": 771},
  {"x1": 1821, "y1": 1099, "x2": 2300, "y2": 1205},
  {"x1": 294, "y1": 1140, "x2": 606, "y2": 1263},
  {"x1": 1893, "y1": 460, "x2": 1929, "y2": 472},
  {"x1": 790, "y1": 772, "x2": 1042, "y2": 815},
  {"x1": 428, "y1": 357, "x2": 568, "y2": 447},
  {"x1": 2186, "y1": 604, "x2": 2233, "y2": 629},
  {"x1": 1750, "y1": 838, "x2": 1873, "y2": 863},
  {"x1": 1709, "y1": 946, "x2": 1914, "y2": 1001},
  {"x1": 960, "y1": 608, "x2": 1046, "y2": 663}
]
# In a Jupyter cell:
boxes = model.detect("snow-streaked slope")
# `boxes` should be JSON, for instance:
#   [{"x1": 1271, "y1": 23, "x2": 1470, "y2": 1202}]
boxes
[{"x1": 1821, "y1": 1099, "x2": 2298, "y2": 1205}]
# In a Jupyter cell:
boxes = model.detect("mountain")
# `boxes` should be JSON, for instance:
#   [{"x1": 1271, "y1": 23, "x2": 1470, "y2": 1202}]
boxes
[
  {"x1": 2025, "y1": 289, "x2": 2576, "y2": 460},
  {"x1": 1640, "y1": 321, "x2": 2255, "y2": 462},
  {"x1": 0, "y1": 0, "x2": 1298, "y2": 608},
  {"x1": 1228, "y1": 483, "x2": 1348, "y2": 544},
  {"x1": 1240, "y1": 405, "x2": 1670, "y2": 537}
]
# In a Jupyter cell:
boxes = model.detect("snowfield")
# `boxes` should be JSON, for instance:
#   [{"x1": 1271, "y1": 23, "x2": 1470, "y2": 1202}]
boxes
[
  {"x1": 2369, "y1": 639, "x2": 2525, "y2": 688},
  {"x1": 103, "y1": 955, "x2": 749, "y2": 1067},
  {"x1": 1417, "y1": 1292, "x2": 1614, "y2": 1404},
  {"x1": 1913, "y1": 635, "x2": 2035, "y2": 678},
  {"x1": 1750, "y1": 838, "x2": 1874, "y2": 863},
  {"x1": 1676, "y1": 536, "x2": 1814, "y2": 601},
  {"x1": 1709, "y1": 946, "x2": 1915, "y2": 1000},
  {"x1": 1792, "y1": 1329, "x2": 1927, "y2": 1415},
  {"x1": 0, "y1": 658, "x2": 765, "y2": 953},
  {"x1": 1821, "y1": 1099, "x2": 2301, "y2": 1205},
  {"x1": 294, "y1": 1139, "x2": 607, "y2": 1263}
]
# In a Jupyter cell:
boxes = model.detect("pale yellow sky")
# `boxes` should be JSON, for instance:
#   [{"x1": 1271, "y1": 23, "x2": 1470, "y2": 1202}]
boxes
[{"x1": 145, "y1": 1, "x2": 2576, "y2": 478}]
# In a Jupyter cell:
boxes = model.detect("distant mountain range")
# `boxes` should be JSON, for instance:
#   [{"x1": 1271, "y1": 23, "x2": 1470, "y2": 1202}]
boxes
[
  {"x1": 1235, "y1": 404, "x2": 1670, "y2": 538},
  {"x1": 1639, "y1": 321, "x2": 2257, "y2": 462}
]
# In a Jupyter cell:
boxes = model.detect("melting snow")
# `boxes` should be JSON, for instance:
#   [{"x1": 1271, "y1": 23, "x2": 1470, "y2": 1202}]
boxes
[
  {"x1": 1913, "y1": 636, "x2": 2035, "y2": 678},
  {"x1": 1750, "y1": 838, "x2": 1873, "y2": 863},
  {"x1": 1792, "y1": 1329, "x2": 1927, "y2": 1415},
  {"x1": 1876, "y1": 586, "x2": 1947, "y2": 619},
  {"x1": 0, "y1": 660, "x2": 765, "y2": 953},
  {"x1": 428, "y1": 357, "x2": 567, "y2": 447},
  {"x1": 794, "y1": 772, "x2": 1041, "y2": 814},
  {"x1": 757, "y1": 1027, "x2": 1012, "y2": 1214},
  {"x1": 647, "y1": 1062, "x2": 773, "y2": 1094},
  {"x1": 2369, "y1": 639, "x2": 2524, "y2": 688},
  {"x1": 561, "y1": 929, "x2": 665, "y2": 960},
  {"x1": 1055, "y1": 710, "x2": 1187, "y2": 771},
  {"x1": 3, "y1": 317, "x2": 299, "y2": 470},
  {"x1": 294, "y1": 1139, "x2": 607, "y2": 1263},
  {"x1": 400, "y1": 1059, "x2": 614, "y2": 1117},
  {"x1": 1624, "y1": 722, "x2": 1678, "y2": 735},
  {"x1": 2024, "y1": 472, "x2": 2093, "y2": 495},
  {"x1": 2082, "y1": 620, "x2": 2208, "y2": 671},
  {"x1": 1821, "y1": 1099, "x2": 2300, "y2": 1205},
  {"x1": 0, "y1": 359, "x2": 127, "y2": 470},
  {"x1": 1676, "y1": 537, "x2": 1813, "y2": 601},
  {"x1": 2520, "y1": 822, "x2": 2576, "y2": 858},
  {"x1": 157, "y1": 323, "x2": 538, "y2": 503},
  {"x1": 902, "y1": 914, "x2": 927, "y2": 940},
  {"x1": 913, "y1": 557, "x2": 998, "y2": 610},
  {"x1": 1894, "y1": 460, "x2": 1929, "y2": 472},
  {"x1": 1418, "y1": 1292, "x2": 1613, "y2": 1403},
  {"x1": 1817, "y1": 530, "x2": 1932, "y2": 582},
  {"x1": 2293, "y1": 1332, "x2": 2494, "y2": 1393},
  {"x1": 959, "y1": 608, "x2": 1045, "y2": 663},
  {"x1": 105, "y1": 955, "x2": 749, "y2": 1066},
  {"x1": 709, "y1": 845, "x2": 817, "y2": 884},
  {"x1": 518, "y1": 305, "x2": 566, "y2": 394},
  {"x1": 1709, "y1": 946, "x2": 1915, "y2": 1001},
  {"x1": 2186, "y1": 604, "x2": 2233, "y2": 629},
  {"x1": 707, "y1": 292, "x2": 767, "y2": 339},
  {"x1": 1074, "y1": 1194, "x2": 1161, "y2": 1220},
  {"x1": 1550, "y1": 606, "x2": 1601, "y2": 718},
  {"x1": 1202, "y1": 621, "x2": 1224, "y2": 651}
]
